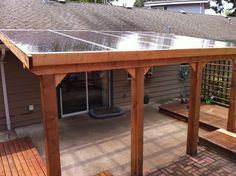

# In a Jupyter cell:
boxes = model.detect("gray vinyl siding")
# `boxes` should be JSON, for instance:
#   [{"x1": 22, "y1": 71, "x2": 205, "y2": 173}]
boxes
[
  {"x1": 167, "y1": 4, "x2": 205, "y2": 14},
  {"x1": 0, "y1": 72, "x2": 6, "y2": 130},
  {"x1": 2, "y1": 51, "x2": 42, "y2": 130},
  {"x1": 0, "y1": 51, "x2": 189, "y2": 130},
  {"x1": 113, "y1": 65, "x2": 190, "y2": 107}
]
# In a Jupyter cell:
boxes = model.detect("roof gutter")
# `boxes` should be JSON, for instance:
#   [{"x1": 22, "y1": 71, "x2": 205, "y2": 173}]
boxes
[{"x1": 0, "y1": 46, "x2": 11, "y2": 130}]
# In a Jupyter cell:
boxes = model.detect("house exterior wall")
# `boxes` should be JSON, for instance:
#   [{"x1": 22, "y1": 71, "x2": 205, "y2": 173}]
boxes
[
  {"x1": 0, "y1": 72, "x2": 6, "y2": 130},
  {"x1": 149, "y1": 3, "x2": 205, "y2": 14},
  {"x1": 0, "y1": 51, "x2": 189, "y2": 130},
  {"x1": 166, "y1": 4, "x2": 205, "y2": 13},
  {"x1": 0, "y1": 51, "x2": 42, "y2": 130},
  {"x1": 113, "y1": 65, "x2": 189, "y2": 107}
]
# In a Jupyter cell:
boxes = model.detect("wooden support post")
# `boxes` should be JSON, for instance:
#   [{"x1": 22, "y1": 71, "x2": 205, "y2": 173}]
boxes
[
  {"x1": 40, "y1": 75, "x2": 61, "y2": 176},
  {"x1": 227, "y1": 60, "x2": 236, "y2": 132},
  {"x1": 129, "y1": 67, "x2": 145, "y2": 176},
  {"x1": 186, "y1": 62, "x2": 204, "y2": 156}
]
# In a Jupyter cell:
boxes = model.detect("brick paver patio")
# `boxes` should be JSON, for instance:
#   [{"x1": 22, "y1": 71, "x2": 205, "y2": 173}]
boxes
[{"x1": 146, "y1": 146, "x2": 236, "y2": 176}]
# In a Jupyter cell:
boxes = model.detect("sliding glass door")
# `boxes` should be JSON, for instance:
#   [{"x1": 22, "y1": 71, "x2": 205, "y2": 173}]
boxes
[{"x1": 59, "y1": 71, "x2": 111, "y2": 118}]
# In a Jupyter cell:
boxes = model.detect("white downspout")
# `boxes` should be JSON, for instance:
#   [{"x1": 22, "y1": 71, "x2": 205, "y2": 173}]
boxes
[{"x1": 0, "y1": 48, "x2": 11, "y2": 130}]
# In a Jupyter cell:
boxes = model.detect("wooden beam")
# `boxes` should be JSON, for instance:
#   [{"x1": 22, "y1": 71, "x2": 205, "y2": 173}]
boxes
[
  {"x1": 31, "y1": 55, "x2": 236, "y2": 76},
  {"x1": 40, "y1": 75, "x2": 61, "y2": 176},
  {"x1": 31, "y1": 49, "x2": 236, "y2": 67},
  {"x1": 130, "y1": 67, "x2": 145, "y2": 176},
  {"x1": 55, "y1": 74, "x2": 66, "y2": 86},
  {"x1": 227, "y1": 60, "x2": 236, "y2": 132},
  {"x1": 186, "y1": 62, "x2": 205, "y2": 156}
]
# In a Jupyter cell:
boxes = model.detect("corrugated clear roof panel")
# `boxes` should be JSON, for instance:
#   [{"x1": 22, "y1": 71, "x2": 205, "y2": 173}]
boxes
[{"x1": 0, "y1": 30, "x2": 109, "y2": 54}]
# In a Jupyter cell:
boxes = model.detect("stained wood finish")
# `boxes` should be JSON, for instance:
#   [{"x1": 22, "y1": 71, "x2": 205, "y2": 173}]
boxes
[
  {"x1": 127, "y1": 67, "x2": 151, "y2": 79},
  {"x1": 31, "y1": 55, "x2": 236, "y2": 76},
  {"x1": 55, "y1": 74, "x2": 66, "y2": 86},
  {"x1": 0, "y1": 137, "x2": 46, "y2": 176},
  {"x1": 96, "y1": 170, "x2": 113, "y2": 176},
  {"x1": 129, "y1": 67, "x2": 145, "y2": 176},
  {"x1": 31, "y1": 49, "x2": 236, "y2": 67},
  {"x1": 199, "y1": 129, "x2": 236, "y2": 157},
  {"x1": 159, "y1": 103, "x2": 228, "y2": 130},
  {"x1": 40, "y1": 75, "x2": 61, "y2": 176},
  {"x1": 0, "y1": 33, "x2": 30, "y2": 68},
  {"x1": 227, "y1": 60, "x2": 236, "y2": 132},
  {"x1": 187, "y1": 63, "x2": 205, "y2": 156}
]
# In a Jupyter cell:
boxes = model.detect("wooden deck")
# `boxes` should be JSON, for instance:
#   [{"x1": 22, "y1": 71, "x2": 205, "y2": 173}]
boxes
[
  {"x1": 96, "y1": 170, "x2": 113, "y2": 176},
  {"x1": 159, "y1": 103, "x2": 228, "y2": 130},
  {"x1": 199, "y1": 129, "x2": 236, "y2": 159},
  {"x1": 0, "y1": 137, "x2": 46, "y2": 176}
]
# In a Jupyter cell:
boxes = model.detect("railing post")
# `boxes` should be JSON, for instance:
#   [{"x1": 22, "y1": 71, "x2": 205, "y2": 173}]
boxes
[
  {"x1": 40, "y1": 75, "x2": 61, "y2": 176},
  {"x1": 186, "y1": 62, "x2": 204, "y2": 156},
  {"x1": 227, "y1": 60, "x2": 236, "y2": 132}
]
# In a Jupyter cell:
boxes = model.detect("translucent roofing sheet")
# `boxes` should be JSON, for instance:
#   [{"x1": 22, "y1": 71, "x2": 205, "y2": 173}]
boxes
[{"x1": 0, "y1": 30, "x2": 235, "y2": 55}]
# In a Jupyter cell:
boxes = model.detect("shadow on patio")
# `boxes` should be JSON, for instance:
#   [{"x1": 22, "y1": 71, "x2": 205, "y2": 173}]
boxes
[{"x1": 15, "y1": 105, "x2": 207, "y2": 176}]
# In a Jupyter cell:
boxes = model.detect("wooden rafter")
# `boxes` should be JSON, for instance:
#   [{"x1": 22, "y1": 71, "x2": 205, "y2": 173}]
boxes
[{"x1": 0, "y1": 33, "x2": 30, "y2": 68}]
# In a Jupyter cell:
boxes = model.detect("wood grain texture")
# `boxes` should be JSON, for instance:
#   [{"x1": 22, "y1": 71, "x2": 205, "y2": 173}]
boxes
[
  {"x1": 186, "y1": 62, "x2": 205, "y2": 156},
  {"x1": 0, "y1": 137, "x2": 46, "y2": 176},
  {"x1": 159, "y1": 103, "x2": 228, "y2": 130},
  {"x1": 0, "y1": 33, "x2": 30, "y2": 68},
  {"x1": 31, "y1": 49, "x2": 236, "y2": 67},
  {"x1": 200, "y1": 129, "x2": 236, "y2": 156},
  {"x1": 55, "y1": 74, "x2": 66, "y2": 86},
  {"x1": 31, "y1": 55, "x2": 236, "y2": 76},
  {"x1": 96, "y1": 170, "x2": 113, "y2": 176},
  {"x1": 40, "y1": 75, "x2": 61, "y2": 176},
  {"x1": 131, "y1": 67, "x2": 145, "y2": 176}
]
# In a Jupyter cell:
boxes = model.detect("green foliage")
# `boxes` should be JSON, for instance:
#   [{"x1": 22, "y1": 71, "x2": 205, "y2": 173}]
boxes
[
  {"x1": 211, "y1": 0, "x2": 236, "y2": 16},
  {"x1": 134, "y1": 0, "x2": 144, "y2": 7}
]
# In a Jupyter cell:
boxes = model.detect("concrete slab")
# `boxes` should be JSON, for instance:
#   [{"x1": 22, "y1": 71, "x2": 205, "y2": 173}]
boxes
[{"x1": 15, "y1": 105, "x2": 208, "y2": 176}]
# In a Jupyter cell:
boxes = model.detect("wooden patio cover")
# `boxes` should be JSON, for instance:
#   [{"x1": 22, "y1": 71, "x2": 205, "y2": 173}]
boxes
[{"x1": 1, "y1": 30, "x2": 236, "y2": 176}]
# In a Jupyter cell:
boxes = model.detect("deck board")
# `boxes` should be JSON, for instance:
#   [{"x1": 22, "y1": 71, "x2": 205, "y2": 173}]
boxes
[
  {"x1": 3, "y1": 142, "x2": 18, "y2": 176},
  {"x1": 159, "y1": 103, "x2": 228, "y2": 130},
  {"x1": 96, "y1": 170, "x2": 113, "y2": 176},
  {"x1": 0, "y1": 143, "x2": 12, "y2": 176},
  {"x1": 199, "y1": 129, "x2": 236, "y2": 158},
  {"x1": 7, "y1": 141, "x2": 25, "y2": 176},
  {"x1": 11, "y1": 140, "x2": 32, "y2": 176},
  {"x1": 0, "y1": 137, "x2": 46, "y2": 176}
]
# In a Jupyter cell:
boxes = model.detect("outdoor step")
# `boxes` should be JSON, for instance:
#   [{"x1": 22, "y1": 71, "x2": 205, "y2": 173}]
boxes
[
  {"x1": 199, "y1": 129, "x2": 236, "y2": 159},
  {"x1": 0, "y1": 137, "x2": 46, "y2": 176},
  {"x1": 96, "y1": 170, "x2": 113, "y2": 176},
  {"x1": 159, "y1": 103, "x2": 227, "y2": 131}
]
